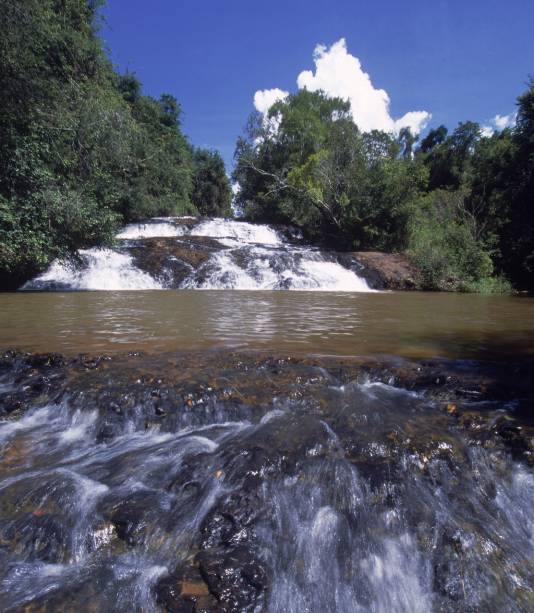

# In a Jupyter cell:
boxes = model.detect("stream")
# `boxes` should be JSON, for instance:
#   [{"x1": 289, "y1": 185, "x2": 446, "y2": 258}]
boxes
[{"x1": 1, "y1": 218, "x2": 533, "y2": 612}]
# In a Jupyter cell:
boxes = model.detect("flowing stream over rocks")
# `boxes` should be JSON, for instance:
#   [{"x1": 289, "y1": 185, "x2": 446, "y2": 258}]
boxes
[
  {"x1": 23, "y1": 218, "x2": 375, "y2": 292},
  {"x1": 1, "y1": 351, "x2": 533, "y2": 612},
  {"x1": 3, "y1": 217, "x2": 534, "y2": 611}
]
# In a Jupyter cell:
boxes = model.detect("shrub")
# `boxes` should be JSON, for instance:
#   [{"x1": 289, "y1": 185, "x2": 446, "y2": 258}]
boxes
[{"x1": 408, "y1": 190, "x2": 494, "y2": 291}]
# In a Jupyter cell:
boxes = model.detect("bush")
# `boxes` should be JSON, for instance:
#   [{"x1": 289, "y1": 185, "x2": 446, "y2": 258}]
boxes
[
  {"x1": 408, "y1": 190, "x2": 495, "y2": 291},
  {"x1": 463, "y1": 276, "x2": 512, "y2": 294}
]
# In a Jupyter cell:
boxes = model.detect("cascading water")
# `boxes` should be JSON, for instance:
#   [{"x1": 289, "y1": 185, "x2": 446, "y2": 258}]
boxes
[
  {"x1": 25, "y1": 249, "x2": 163, "y2": 291},
  {"x1": 0, "y1": 351, "x2": 533, "y2": 612},
  {"x1": 22, "y1": 217, "x2": 374, "y2": 292}
]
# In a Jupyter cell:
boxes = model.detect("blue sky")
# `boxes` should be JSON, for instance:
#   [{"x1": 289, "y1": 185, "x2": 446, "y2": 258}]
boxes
[{"x1": 101, "y1": 0, "x2": 534, "y2": 170}]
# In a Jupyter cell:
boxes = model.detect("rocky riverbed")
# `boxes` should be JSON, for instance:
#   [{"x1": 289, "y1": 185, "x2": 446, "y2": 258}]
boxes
[{"x1": 1, "y1": 349, "x2": 533, "y2": 612}]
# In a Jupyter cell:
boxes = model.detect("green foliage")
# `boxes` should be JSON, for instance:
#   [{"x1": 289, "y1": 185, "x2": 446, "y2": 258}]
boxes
[
  {"x1": 116, "y1": 80, "x2": 195, "y2": 220},
  {"x1": 191, "y1": 149, "x2": 232, "y2": 217},
  {"x1": 415, "y1": 81, "x2": 534, "y2": 290},
  {"x1": 418, "y1": 121, "x2": 482, "y2": 190},
  {"x1": 464, "y1": 276, "x2": 512, "y2": 294},
  {"x1": 498, "y1": 79, "x2": 534, "y2": 288},
  {"x1": 234, "y1": 91, "x2": 425, "y2": 250},
  {"x1": 0, "y1": 0, "x2": 230, "y2": 288},
  {"x1": 407, "y1": 190, "x2": 493, "y2": 291},
  {"x1": 420, "y1": 125, "x2": 448, "y2": 154},
  {"x1": 235, "y1": 82, "x2": 534, "y2": 292}
]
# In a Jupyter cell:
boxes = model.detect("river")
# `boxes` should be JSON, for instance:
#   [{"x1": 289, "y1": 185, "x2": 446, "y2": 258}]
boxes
[
  {"x1": 1, "y1": 218, "x2": 533, "y2": 612},
  {"x1": 0, "y1": 290, "x2": 533, "y2": 359}
]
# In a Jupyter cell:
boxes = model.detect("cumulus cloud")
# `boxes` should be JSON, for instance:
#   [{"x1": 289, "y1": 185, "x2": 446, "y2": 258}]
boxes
[
  {"x1": 253, "y1": 88, "x2": 289, "y2": 115},
  {"x1": 253, "y1": 88, "x2": 290, "y2": 137},
  {"x1": 253, "y1": 38, "x2": 431, "y2": 136},
  {"x1": 481, "y1": 112, "x2": 516, "y2": 137},
  {"x1": 492, "y1": 113, "x2": 516, "y2": 130}
]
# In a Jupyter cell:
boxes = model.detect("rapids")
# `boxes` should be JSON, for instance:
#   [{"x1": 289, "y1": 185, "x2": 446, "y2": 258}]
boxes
[
  {"x1": 22, "y1": 218, "x2": 374, "y2": 292},
  {"x1": 0, "y1": 351, "x2": 533, "y2": 612}
]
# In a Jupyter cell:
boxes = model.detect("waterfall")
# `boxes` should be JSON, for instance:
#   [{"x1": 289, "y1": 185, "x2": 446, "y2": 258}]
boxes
[
  {"x1": 23, "y1": 249, "x2": 163, "y2": 291},
  {"x1": 22, "y1": 217, "x2": 374, "y2": 292}
]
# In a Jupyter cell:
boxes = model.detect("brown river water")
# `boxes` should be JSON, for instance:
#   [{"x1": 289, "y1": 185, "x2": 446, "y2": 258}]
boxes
[{"x1": 1, "y1": 289, "x2": 533, "y2": 359}]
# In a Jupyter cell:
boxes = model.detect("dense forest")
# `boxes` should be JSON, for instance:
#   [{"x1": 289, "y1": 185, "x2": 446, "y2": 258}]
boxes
[
  {"x1": 0, "y1": 0, "x2": 231, "y2": 288},
  {"x1": 1, "y1": 1, "x2": 532, "y2": 293},
  {"x1": 234, "y1": 86, "x2": 534, "y2": 292}
]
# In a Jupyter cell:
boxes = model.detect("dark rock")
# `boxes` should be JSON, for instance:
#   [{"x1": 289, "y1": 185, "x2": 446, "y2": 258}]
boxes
[
  {"x1": 156, "y1": 566, "x2": 217, "y2": 613},
  {"x1": 0, "y1": 513, "x2": 70, "y2": 563},
  {"x1": 196, "y1": 546, "x2": 267, "y2": 612},
  {"x1": 127, "y1": 236, "x2": 227, "y2": 288},
  {"x1": 104, "y1": 490, "x2": 165, "y2": 546}
]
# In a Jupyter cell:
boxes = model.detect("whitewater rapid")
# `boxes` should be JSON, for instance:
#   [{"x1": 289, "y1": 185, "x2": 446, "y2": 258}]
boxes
[
  {"x1": 1, "y1": 352, "x2": 533, "y2": 611},
  {"x1": 23, "y1": 218, "x2": 375, "y2": 292}
]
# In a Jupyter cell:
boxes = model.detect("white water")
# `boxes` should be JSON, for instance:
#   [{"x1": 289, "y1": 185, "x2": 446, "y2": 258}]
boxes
[
  {"x1": 117, "y1": 220, "x2": 187, "y2": 239},
  {"x1": 24, "y1": 249, "x2": 162, "y2": 291},
  {"x1": 23, "y1": 217, "x2": 374, "y2": 292},
  {"x1": 193, "y1": 218, "x2": 282, "y2": 246},
  {"x1": 185, "y1": 249, "x2": 372, "y2": 291},
  {"x1": 1, "y1": 360, "x2": 533, "y2": 611}
]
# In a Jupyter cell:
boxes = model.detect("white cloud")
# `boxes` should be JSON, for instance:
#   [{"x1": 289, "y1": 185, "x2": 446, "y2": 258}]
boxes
[
  {"x1": 393, "y1": 112, "x2": 432, "y2": 136},
  {"x1": 253, "y1": 38, "x2": 431, "y2": 136},
  {"x1": 481, "y1": 112, "x2": 516, "y2": 137},
  {"x1": 253, "y1": 88, "x2": 290, "y2": 137},
  {"x1": 253, "y1": 88, "x2": 289, "y2": 115},
  {"x1": 492, "y1": 113, "x2": 515, "y2": 131}
]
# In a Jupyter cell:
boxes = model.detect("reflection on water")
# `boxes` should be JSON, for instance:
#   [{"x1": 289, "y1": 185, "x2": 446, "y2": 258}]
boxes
[{"x1": 0, "y1": 290, "x2": 533, "y2": 358}]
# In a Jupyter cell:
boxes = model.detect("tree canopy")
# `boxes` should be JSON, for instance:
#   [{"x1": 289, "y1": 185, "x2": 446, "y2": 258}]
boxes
[
  {"x1": 234, "y1": 83, "x2": 534, "y2": 292},
  {"x1": 0, "y1": 0, "x2": 231, "y2": 288}
]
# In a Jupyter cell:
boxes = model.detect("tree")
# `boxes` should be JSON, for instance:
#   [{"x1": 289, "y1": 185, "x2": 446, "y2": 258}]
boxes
[
  {"x1": 398, "y1": 127, "x2": 418, "y2": 159},
  {"x1": 407, "y1": 189, "x2": 494, "y2": 291},
  {"x1": 498, "y1": 80, "x2": 534, "y2": 288},
  {"x1": 0, "y1": 0, "x2": 223, "y2": 287},
  {"x1": 234, "y1": 90, "x2": 425, "y2": 250},
  {"x1": 191, "y1": 149, "x2": 232, "y2": 217},
  {"x1": 420, "y1": 121, "x2": 481, "y2": 190},
  {"x1": 419, "y1": 125, "x2": 448, "y2": 153}
]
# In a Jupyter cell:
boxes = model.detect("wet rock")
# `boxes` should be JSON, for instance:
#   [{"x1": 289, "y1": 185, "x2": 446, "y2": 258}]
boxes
[
  {"x1": 127, "y1": 236, "x2": 227, "y2": 288},
  {"x1": 156, "y1": 566, "x2": 217, "y2": 613},
  {"x1": 24, "y1": 353, "x2": 67, "y2": 369},
  {"x1": 492, "y1": 416, "x2": 532, "y2": 457},
  {"x1": 196, "y1": 546, "x2": 267, "y2": 612},
  {"x1": 200, "y1": 489, "x2": 263, "y2": 550},
  {"x1": 88, "y1": 521, "x2": 119, "y2": 552},
  {"x1": 1, "y1": 349, "x2": 534, "y2": 611},
  {"x1": 0, "y1": 512, "x2": 70, "y2": 563},
  {"x1": 104, "y1": 490, "x2": 166, "y2": 546}
]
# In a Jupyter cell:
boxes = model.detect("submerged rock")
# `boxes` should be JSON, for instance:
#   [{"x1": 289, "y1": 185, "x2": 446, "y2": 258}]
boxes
[{"x1": 1, "y1": 349, "x2": 534, "y2": 611}]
